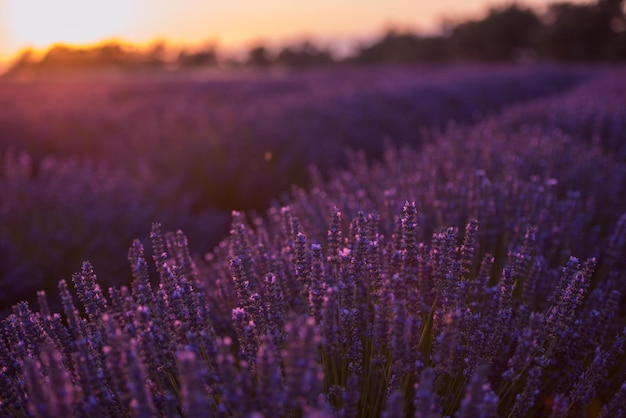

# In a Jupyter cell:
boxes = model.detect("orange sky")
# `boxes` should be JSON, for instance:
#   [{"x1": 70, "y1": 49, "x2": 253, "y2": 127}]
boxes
[{"x1": 0, "y1": 0, "x2": 586, "y2": 64}]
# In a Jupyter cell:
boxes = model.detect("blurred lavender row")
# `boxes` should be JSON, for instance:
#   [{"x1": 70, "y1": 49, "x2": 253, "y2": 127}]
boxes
[
  {"x1": 0, "y1": 64, "x2": 590, "y2": 310},
  {"x1": 1, "y1": 65, "x2": 625, "y2": 416}
]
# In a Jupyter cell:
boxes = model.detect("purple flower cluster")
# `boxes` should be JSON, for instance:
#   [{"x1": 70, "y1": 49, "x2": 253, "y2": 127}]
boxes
[
  {"x1": 1, "y1": 66, "x2": 626, "y2": 416},
  {"x1": 0, "y1": 65, "x2": 589, "y2": 312}
]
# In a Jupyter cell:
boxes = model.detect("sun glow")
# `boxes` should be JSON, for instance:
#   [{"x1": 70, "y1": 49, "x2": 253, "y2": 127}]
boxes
[{"x1": 5, "y1": 0, "x2": 140, "y2": 50}]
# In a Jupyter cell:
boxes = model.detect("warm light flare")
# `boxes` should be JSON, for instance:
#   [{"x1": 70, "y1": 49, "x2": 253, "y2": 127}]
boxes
[
  {"x1": 5, "y1": 0, "x2": 140, "y2": 50},
  {"x1": 0, "y1": 0, "x2": 595, "y2": 66}
]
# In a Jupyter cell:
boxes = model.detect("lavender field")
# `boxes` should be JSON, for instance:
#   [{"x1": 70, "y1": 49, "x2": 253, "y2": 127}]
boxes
[
  {"x1": 0, "y1": 65, "x2": 590, "y2": 310},
  {"x1": 1, "y1": 64, "x2": 625, "y2": 417}
]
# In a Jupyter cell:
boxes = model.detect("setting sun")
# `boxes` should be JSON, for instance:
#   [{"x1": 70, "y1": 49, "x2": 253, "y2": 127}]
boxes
[
  {"x1": 0, "y1": 0, "x2": 594, "y2": 66},
  {"x1": 5, "y1": 0, "x2": 139, "y2": 49}
]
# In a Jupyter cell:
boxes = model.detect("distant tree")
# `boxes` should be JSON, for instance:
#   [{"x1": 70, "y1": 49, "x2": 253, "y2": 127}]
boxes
[
  {"x1": 274, "y1": 42, "x2": 334, "y2": 68},
  {"x1": 247, "y1": 45, "x2": 272, "y2": 67},
  {"x1": 537, "y1": 0, "x2": 625, "y2": 60},
  {"x1": 145, "y1": 41, "x2": 167, "y2": 68},
  {"x1": 178, "y1": 47, "x2": 218, "y2": 68},
  {"x1": 35, "y1": 42, "x2": 146, "y2": 70},
  {"x1": 3, "y1": 41, "x2": 178, "y2": 75},
  {"x1": 352, "y1": 30, "x2": 447, "y2": 64},
  {"x1": 6, "y1": 49, "x2": 37, "y2": 74},
  {"x1": 91, "y1": 43, "x2": 127, "y2": 67},
  {"x1": 37, "y1": 45, "x2": 87, "y2": 69},
  {"x1": 448, "y1": 4, "x2": 541, "y2": 61}
]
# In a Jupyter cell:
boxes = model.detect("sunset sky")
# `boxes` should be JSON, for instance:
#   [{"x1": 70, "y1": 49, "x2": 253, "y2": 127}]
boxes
[{"x1": 0, "y1": 0, "x2": 586, "y2": 64}]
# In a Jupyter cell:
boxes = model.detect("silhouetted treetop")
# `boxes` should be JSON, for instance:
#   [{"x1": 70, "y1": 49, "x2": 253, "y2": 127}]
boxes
[
  {"x1": 274, "y1": 42, "x2": 334, "y2": 68},
  {"x1": 448, "y1": 5, "x2": 541, "y2": 61},
  {"x1": 178, "y1": 47, "x2": 218, "y2": 68},
  {"x1": 247, "y1": 46, "x2": 272, "y2": 68},
  {"x1": 351, "y1": 31, "x2": 447, "y2": 64},
  {"x1": 349, "y1": 0, "x2": 624, "y2": 63},
  {"x1": 537, "y1": 0, "x2": 625, "y2": 60}
]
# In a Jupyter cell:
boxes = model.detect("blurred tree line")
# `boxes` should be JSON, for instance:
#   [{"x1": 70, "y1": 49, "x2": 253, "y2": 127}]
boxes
[
  {"x1": 4, "y1": 0, "x2": 625, "y2": 75},
  {"x1": 348, "y1": 0, "x2": 625, "y2": 64}
]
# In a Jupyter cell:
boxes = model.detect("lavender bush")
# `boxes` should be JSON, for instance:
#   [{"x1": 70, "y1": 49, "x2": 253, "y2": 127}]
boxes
[
  {"x1": 1, "y1": 66, "x2": 625, "y2": 417},
  {"x1": 0, "y1": 64, "x2": 590, "y2": 311},
  {"x1": 0, "y1": 152, "x2": 229, "y2": 312}
]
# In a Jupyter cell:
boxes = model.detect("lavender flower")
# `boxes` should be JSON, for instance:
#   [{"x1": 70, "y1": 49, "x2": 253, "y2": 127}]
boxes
[{"x1": 3, "y1": 67, "x2": 626, "y2": 417}]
